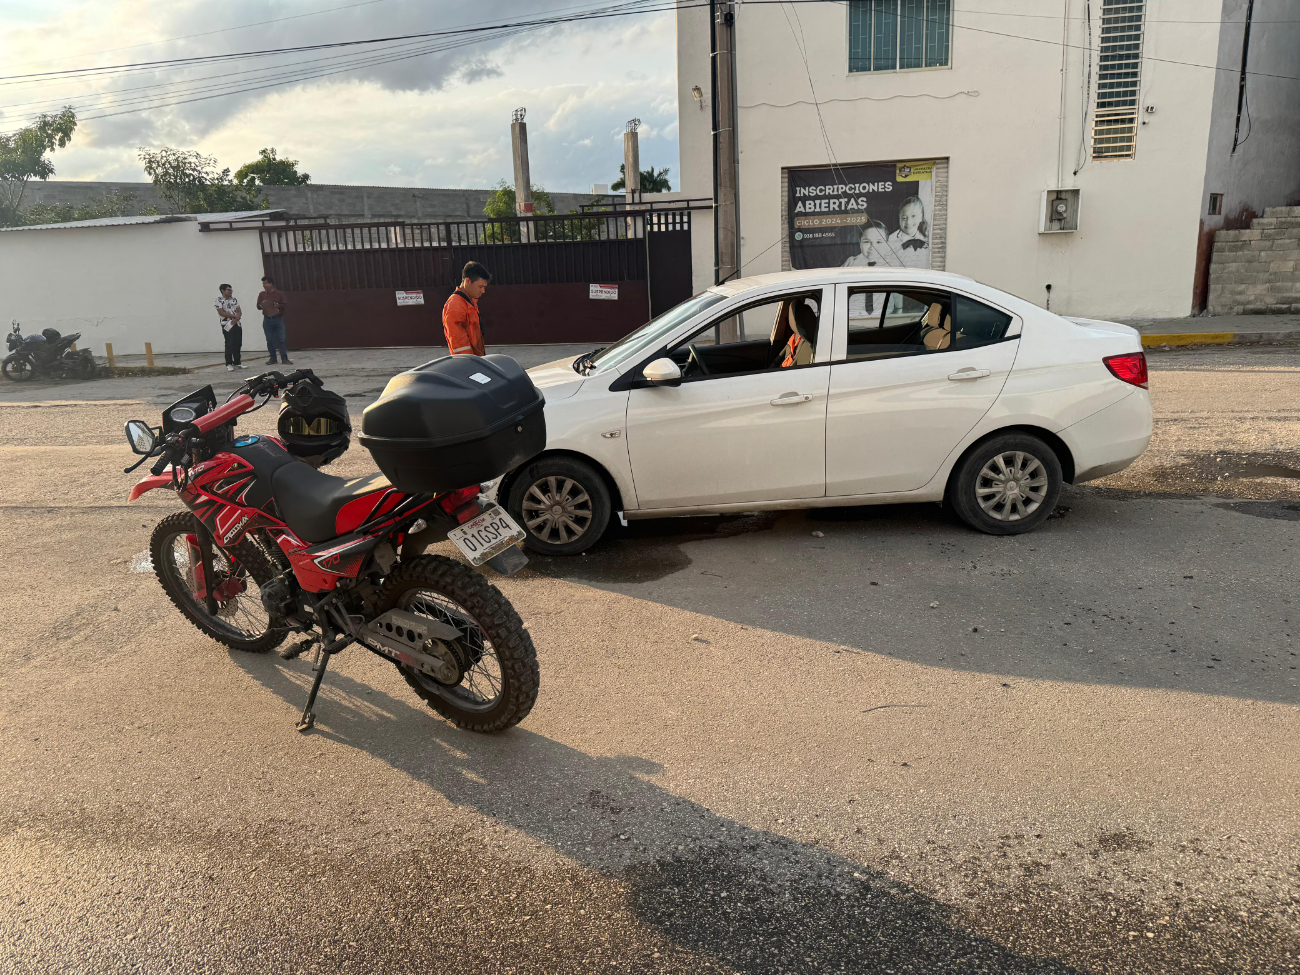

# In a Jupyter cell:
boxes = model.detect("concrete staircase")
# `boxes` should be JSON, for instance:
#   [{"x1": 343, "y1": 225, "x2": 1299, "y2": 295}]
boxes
[{"x1": 1208, "y1": 206, "x2": 1300, "y2": 315}]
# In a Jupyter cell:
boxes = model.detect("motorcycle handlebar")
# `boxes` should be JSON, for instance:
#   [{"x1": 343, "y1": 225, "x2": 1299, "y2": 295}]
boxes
[{"x1": 193, "y1": 393, "x2": 254, "y2": 434}]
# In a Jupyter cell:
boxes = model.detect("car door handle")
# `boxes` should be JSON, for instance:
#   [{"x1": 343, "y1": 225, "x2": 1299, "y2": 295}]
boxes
[
  {"x1": 948, "y1": 368, "x2": 990, "y2": 381},
  {"x1": 770, "y1": 393, "x2": 813, "y2": 406}
]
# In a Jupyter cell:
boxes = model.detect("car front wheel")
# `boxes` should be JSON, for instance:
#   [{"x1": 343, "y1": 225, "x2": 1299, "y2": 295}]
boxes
[
  {"x1": 948, "y1": 433, "x2": 1063, "y2": 536},
  {"x1": 506, "y1": 456, "x2": 611, "y2": 556}
]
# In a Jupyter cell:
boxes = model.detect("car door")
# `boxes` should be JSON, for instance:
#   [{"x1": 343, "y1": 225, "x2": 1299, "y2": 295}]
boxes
[
  {"x1": 825, "y1": 283, "x2": 1020, "y2": 496},
  {"x1": 623, "y1": 288, "x2": 833, "y2": 509}
]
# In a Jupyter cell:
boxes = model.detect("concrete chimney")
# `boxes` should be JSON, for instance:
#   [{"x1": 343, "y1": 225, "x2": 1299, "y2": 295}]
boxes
[{"x1": 623, "y1": 118, "x2": 641, "y2": 206}]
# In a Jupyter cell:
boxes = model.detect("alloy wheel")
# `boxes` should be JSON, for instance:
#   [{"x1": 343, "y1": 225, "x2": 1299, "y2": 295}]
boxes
[
  {"x1": 520, "y1": 475, "x2": 593, "y2": 546},
  {"x1": 975, "y1": 451, "x2": 1049, "y2": 521}
]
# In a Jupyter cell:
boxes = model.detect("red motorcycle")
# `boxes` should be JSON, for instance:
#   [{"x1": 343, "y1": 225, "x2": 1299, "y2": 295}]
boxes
[{"x1": 124, "y1": 361, "x2": 545, "y2": 733}]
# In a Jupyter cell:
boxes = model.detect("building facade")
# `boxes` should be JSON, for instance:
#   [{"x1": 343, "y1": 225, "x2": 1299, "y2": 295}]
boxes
[{"x1": 676, "y1": 0, "x2": 1300, "y2": 319}]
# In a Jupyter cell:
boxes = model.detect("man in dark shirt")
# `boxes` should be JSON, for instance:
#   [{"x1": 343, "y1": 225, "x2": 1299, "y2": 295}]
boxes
[{"x1": 255, "y1": 275, "x2": 292, "y2": 365}]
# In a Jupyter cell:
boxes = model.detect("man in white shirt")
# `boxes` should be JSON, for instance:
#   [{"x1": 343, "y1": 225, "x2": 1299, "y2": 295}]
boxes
[{"x1": 214, "y1": 284, "x2": 242, "y2": 371}]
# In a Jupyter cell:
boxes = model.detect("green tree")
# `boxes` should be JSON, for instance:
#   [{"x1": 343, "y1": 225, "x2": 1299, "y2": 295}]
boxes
[
  {"x1": 234, "y1": 147, "x2": 311, "y2": 187},
  {"x1": 483, "y1": 179, "x2": 555, "y2": 242},
  {"x1": 610, "y1": 164, "x2": 671, "y2": 193},
  {"x1": 138, "y1": 147, "x2": 266, "y2": 214},
  {"x1": 0, "y1": 108, "x2": 78, "y2": 226}
]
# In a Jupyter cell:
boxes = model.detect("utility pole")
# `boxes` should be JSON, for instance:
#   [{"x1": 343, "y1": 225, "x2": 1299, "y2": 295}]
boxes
[
  {"x1": 511, "y1": 107, "x2": 534, "y2": 241},
  {"x1": 712, "y1": 0, "x2": 739, "y2": 286},
  {"x1": 624, "y1": 118, "x2": 641, "y2": 238}
]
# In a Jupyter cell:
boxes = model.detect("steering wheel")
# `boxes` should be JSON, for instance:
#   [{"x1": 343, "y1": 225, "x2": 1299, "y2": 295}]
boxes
[{"x1": 686, "y1": 344, "x2": 711, "y2": 376}]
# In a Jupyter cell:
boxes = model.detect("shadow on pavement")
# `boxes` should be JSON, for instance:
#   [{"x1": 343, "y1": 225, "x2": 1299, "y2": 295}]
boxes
[
  {"x1": 519, "y1": 487, "x2": 1300, "y2": 706},
  {"x1": 235, "y1": 654, "x2": 1080, "y2": 974}
]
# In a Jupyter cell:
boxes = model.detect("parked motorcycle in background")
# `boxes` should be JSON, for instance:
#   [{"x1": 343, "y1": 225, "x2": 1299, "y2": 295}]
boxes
[
  {"x1": 122, "y1": 358, "x2": 546, "y2": 733},
  {"x1": 3, "y1": 320, "x2": 96, "y2": 381}
]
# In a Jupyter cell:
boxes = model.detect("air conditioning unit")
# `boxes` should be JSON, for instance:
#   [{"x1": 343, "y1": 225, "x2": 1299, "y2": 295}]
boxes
[{"x1": 1040, "y1": 188, "x2": 1081, "y2": 233}]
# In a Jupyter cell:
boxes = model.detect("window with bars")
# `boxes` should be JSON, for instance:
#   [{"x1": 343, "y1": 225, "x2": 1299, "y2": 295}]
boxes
[
  {"x1": 1091, "y1": 0, "x2": 1146, "y2": 160},
  {"x1": 849, "y1": 0, "x2": 951, "y2": 73}
]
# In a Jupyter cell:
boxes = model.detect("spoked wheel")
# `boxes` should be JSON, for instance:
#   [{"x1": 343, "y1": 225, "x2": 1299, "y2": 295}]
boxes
[
  {"x1": 948, "y1": 433, "x2": 1063, "y2": 536},
  {"x1": 506, "y1": 456, "x2": 611, "y2": 556},
  {"x1": 2, "y1": 357, "x2": 34, "y2": 381},
  {"x1": 378, "y1": 555, "x2": 538, "y2": 732},
  {"x1": 150, "y1": 512, "x2": 286, "y2": 652}
]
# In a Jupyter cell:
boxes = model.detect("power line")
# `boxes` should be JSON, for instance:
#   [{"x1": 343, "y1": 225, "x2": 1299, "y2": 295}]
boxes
[
  {"x1": 6, "y1": 0, "x2": 1300, "y2": 132},
  {"x1": 0, "y1": 0, "x2": 676, "y2": 126},
  {"x1": 3, "y1": 0, "x2": 410, "y2": 71},
  {"x1": 0, "y1": 0, "x2": 667, "y2": 86}
]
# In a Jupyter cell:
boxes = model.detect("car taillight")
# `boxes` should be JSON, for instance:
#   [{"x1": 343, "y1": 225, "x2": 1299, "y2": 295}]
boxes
[{"x1": 1103, "y1": 352, "x2": 1148, "y2": 389}]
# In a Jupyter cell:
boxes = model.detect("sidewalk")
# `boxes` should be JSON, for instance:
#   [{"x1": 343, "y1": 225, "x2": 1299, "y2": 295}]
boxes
[
  {"x1": 1117, "y1": 313, "x2": 1300, "y2": 347},
  {"x1": 97, "y1": 344, "x2": 591, "y2": 375}
]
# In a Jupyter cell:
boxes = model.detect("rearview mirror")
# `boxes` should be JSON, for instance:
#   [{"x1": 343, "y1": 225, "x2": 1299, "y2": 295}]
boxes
[
  {"x1": 643, "y1": 357, "x2": 682, "y2": 387},
  {"x1": 125, "y1": 419, "x2": 157, "y2": 455}
]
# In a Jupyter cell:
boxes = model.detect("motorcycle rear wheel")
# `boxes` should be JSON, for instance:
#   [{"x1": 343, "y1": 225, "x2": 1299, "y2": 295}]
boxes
[
  {"x1": 377, "y1": 555, "x2": 539, "y2": 733},
  {"x1": 150, "y1": 512, "x2": 286, "y2": 653},
  {"x1": 2, "y1": 357, "x2": 33, "y2": 381}
]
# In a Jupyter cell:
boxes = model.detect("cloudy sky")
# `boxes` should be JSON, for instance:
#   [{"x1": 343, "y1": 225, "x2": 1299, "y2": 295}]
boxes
[{"x1": 0, "y1": 0, "x2": 680, "y2": 192}]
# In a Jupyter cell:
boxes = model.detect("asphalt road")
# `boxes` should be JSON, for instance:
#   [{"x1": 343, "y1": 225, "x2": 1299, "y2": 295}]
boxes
[{"x1": 1, "y1": 346, "x2": 1298, "y2": 974}]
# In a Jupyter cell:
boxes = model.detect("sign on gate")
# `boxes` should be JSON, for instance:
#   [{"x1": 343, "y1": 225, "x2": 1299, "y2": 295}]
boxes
[
  {"x1": 589, "y1": 283, "x2": 619, "y2": 301},
  {"x1": 396, "y1": 290, "x2": 424, "y2": 306}
]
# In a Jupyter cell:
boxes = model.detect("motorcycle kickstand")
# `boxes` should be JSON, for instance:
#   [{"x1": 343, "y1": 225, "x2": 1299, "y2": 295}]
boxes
[{"x1": 296, "y1": 636, "x2": 349, "y2": 733}]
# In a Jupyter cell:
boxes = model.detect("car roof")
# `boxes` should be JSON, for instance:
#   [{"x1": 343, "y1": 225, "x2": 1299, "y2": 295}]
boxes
[{"x1": 710, "y1": 267, "x2": 978, "y2": 298}]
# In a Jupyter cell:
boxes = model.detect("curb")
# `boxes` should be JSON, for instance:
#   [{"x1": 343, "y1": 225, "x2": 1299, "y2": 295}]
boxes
[{"x1": 1140, "y1": 331, "x2": 1300, "y2": 348}]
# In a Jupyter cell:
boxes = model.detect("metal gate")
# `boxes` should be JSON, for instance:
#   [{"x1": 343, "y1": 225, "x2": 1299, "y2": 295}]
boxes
[{"x1": 255, "y1": 209, "x2": 694, "y2": 349}]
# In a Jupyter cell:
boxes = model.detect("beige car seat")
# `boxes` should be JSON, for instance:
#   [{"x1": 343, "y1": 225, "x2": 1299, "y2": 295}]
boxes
[{"x1": 918, "y1": 302, "x2": 951, "y2": 350}]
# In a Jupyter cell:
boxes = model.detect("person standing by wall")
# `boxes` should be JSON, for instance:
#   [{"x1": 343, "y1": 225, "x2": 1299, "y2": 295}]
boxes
[
  {"x1": 256, "y1": 275, "x2": 292, "y2": 365},
  {"x1": 214, "y1": 283, "x2": 242, "y2": 371},
  {"x1": 442, "y1": 261, "x2": 491, "y2": 356}
]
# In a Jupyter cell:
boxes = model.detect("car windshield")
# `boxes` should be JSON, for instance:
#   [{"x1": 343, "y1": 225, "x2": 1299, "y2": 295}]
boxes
[{"x1": 584, "y1": 290, "x2": 728, "y2": 372}]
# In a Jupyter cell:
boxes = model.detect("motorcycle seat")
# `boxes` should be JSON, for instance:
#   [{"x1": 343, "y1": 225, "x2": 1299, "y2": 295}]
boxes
[{"x1": 271, "y1": 462, "x2": 392, "y2": 543}]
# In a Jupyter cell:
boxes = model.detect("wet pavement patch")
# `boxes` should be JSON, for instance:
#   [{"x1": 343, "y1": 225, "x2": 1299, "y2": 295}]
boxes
[
  {"x1": 1105, "y1": 450, "x2": 1300, "y2": 501},
  {"x1": 1214, "y1": 499, "x2": 1300, "y2": 521}
]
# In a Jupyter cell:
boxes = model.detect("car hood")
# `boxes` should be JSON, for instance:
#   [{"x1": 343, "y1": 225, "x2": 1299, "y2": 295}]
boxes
[
  {"x1": 526, "y1": 356, "x2": 585, "y2": 400},
  {"x1": 1064, "y1": 317, "x2": 1141, "y2": 339}
]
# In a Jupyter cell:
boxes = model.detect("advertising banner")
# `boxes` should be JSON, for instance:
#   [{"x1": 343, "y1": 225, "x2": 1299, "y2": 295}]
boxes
[{"x1": 787, "y1": 160, "x2": 936, "y2": 271}]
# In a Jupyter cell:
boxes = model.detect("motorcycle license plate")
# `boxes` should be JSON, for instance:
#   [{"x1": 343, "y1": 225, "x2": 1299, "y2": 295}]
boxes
[{"x1": 447, "y1": 504, "x2": 526, "y2": 566}]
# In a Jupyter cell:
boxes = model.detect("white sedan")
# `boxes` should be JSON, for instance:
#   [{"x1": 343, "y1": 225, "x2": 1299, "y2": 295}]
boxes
[{"x1": 494, "y1": 268, "x2": 1152, "y2": 555}]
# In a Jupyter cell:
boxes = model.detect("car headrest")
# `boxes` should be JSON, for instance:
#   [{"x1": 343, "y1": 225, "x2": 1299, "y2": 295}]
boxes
[{"x1": 792, "y1": 300, "x2": 819, "y2": 342}]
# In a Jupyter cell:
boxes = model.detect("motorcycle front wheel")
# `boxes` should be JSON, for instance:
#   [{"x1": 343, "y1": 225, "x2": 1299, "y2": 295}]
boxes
[
  {"x1": 2, "y1": 356, "x2": 33, "y2": 381},
  {"x1": 150, "y1": 512, "x2": 286, "y2": 653},
  {"x1": 377, "y1": 555, "x2": 539, "y2": 733}
]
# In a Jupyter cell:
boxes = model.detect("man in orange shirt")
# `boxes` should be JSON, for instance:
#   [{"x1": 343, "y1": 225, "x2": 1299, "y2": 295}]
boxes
[{"x1": 442, "y1": 261, "x2": 491, "y2": 356}]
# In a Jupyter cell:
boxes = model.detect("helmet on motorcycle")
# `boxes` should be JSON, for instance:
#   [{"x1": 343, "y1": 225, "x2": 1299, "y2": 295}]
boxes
[{"x1": 277, "y1": 384, "x2": 351, "y2": 468}]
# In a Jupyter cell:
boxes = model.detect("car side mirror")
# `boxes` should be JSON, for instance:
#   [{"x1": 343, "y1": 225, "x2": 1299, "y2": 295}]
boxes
[
  {"x1": 643, "y1": 357, "x2": 682, "y2": 387},
  {"x1": 125, "y1": 420, "x2": 157, "y2": 455}
]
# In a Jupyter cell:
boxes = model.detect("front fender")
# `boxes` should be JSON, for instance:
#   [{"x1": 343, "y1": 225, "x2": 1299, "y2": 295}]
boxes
[{"x1": 128, "y1": 472, "x2": 173, "y2": 501}]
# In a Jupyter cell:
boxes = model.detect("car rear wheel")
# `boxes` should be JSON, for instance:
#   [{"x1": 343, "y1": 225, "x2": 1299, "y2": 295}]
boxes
[
  {"x1": 506, "y1": 456, "x2": 611, "y2": 556},
  {"x1": 948, "y1": 433, "x2": 1062, "y2": 536}
]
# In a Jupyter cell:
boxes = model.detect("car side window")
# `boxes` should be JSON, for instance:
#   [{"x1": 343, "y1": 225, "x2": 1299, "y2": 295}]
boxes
[
  {"x1": 952, "y1": 294, "x2": 1013, "y2": 349},
  {"x1": 663, "y1": 292, "x2": 824, "y2": 380},
  {"x1": 844, "y1": 288, "x2": 952, "y2": 361}
]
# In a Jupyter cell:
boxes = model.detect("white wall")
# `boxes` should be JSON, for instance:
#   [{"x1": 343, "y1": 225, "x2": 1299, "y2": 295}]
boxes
[
  {"x1": 680, "y1": 0, "x2": 1227, "y2": 319},
  {"x1": 0, "y1": 221, "x2": 265, "y2": 356},
  {"x1": 677, "y1": 2, "x2": 719, "y2": 294},
  {"x1": 1201, "y1": 0, "x2": 1300, "y2": 224}
]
